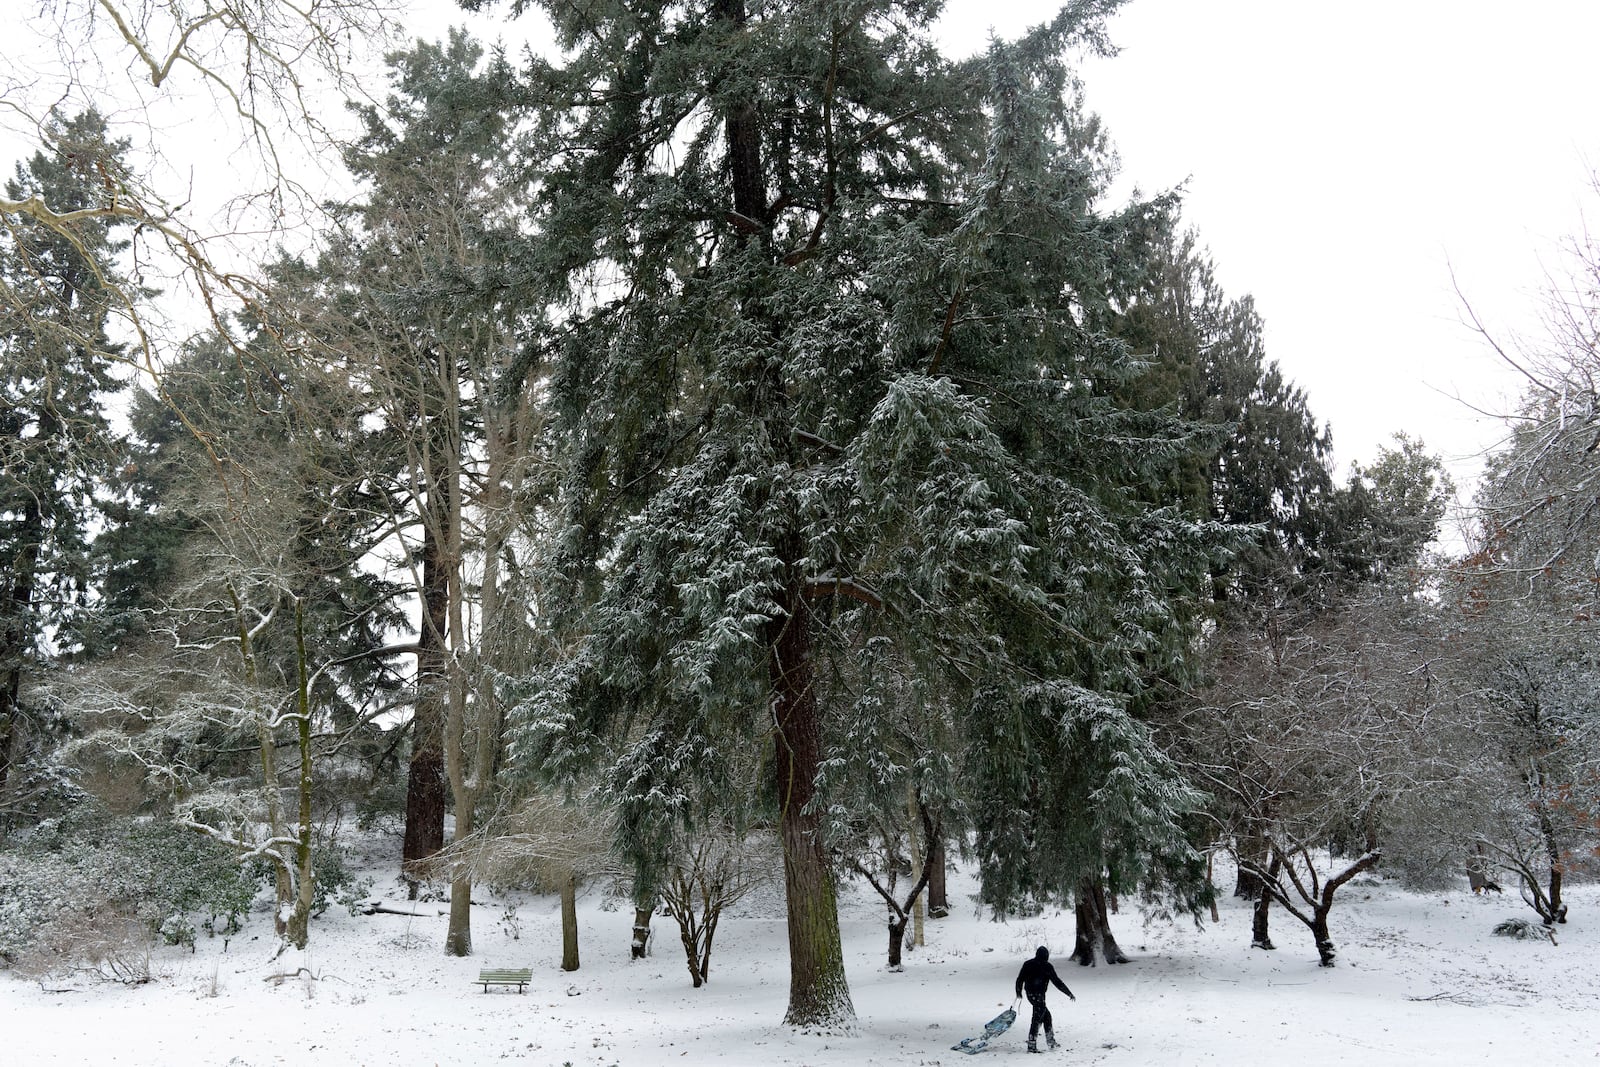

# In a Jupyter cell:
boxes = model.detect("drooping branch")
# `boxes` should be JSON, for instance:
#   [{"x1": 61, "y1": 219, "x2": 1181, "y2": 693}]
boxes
[{"x1": 803, "y1": 575, "x2": 884, "y2": 611}]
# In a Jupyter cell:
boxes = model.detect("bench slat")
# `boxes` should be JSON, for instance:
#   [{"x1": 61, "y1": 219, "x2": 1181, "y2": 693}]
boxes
[{"x1": 477, "y1": 968, "x2": 532, "y2": 993}]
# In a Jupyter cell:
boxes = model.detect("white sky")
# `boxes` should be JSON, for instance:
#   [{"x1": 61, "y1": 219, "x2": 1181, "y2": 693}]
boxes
[
  {"x1": 9, "y1": 0, "x2": 1594, "y2": 498},
  {"x1": 399, "y1": 0, "x2": 1600, "y2": 497},
  {"x1": 972, "y1": 0, "x2": 1597, "y2": 489}
]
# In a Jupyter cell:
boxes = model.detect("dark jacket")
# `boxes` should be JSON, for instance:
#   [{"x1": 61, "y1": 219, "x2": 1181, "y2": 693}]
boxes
[{"x1": 1016, "y1": 946, "x2": 1072, "y2": 999}]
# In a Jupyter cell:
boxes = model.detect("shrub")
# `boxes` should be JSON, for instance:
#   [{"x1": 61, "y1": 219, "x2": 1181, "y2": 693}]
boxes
[{"x1": 0, "y1": 808, "x2": 261, "y2": 967}]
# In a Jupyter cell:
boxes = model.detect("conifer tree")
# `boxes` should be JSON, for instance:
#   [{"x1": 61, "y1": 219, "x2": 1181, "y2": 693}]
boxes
[
  {"x1": 318, "y1": 31, "x2": 531, "y2": 949},
  {"x1": 0, "y1": 110, "x2": 132, "y2": 814},
  {"x1": 492, "y1": 0, "x2": 1220, "y2": 1025}
]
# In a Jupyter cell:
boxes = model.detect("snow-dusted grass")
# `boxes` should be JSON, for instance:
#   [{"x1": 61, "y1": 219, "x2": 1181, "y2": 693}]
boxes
[{"x1": 4, "y1": 845, "x2": 1596, "y2": 1066}]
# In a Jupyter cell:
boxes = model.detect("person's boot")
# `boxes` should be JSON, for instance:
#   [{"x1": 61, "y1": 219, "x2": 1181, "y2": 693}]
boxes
[
  {"x1": 1046, "y1": 1030, "x2": 1059, "y2": 1050},
  {"x1": 1027, "y1": 1036, "x2": 1041, "y2": 1054}
]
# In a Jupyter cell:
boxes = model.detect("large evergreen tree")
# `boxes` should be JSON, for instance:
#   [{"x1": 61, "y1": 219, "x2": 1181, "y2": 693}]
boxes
[
  {"x1": 0, "y1": 110, "x2": 132, "y2": 814},
  {"x1": 485, "y1": 0, "x2": 1223, "y2": 1025},
  {"x1": 316, "y1": 31, "x2": 532, "y2": 948}
]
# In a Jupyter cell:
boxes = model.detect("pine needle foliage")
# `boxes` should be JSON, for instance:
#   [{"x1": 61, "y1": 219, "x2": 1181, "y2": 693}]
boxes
[{"x1": 488, "y1": 0, "x2": 1224, "y2": 1024}]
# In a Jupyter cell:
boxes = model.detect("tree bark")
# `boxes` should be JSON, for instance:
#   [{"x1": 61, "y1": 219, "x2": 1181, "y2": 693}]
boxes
[
  {"x1": 1234, "y1": 828, "x2": 1267, "y2": 900},
  {"x1": 1310, "y1": 911, "x2": 1335, "y2": 967},
  {"x1": 1069, "y1": 878, "x2": 1129, "y2": 966},
  {"x1": 444, "y1": 799, "x2": 474, "y2": 958},
  {"x1": 1250, "y1": 853, "x2": 1280, "y2": 950},
  {"x1": 0, "y1": 498, "x2": 42, "y2": 804},
  {"x1": 886, "y1": 917, "x2": 907, "y2": 969},
  {"x1": 402, "y1": 518, "x2": 449, "y2": 879},
  {"x1": 285, "y1": 599, "x2": 317, "y2": 951},
  {"x1": 560, "y1": 870, "x2": 580, "y2": 972},
  {"x1": 631, "y1": 904, "x2": 654, "y2": 959},
  {"x1": 715, "y1": 0, "x2": 766, "y2": 234},
  {"x1": 1535, "y1": 802, "x2": 1567, "y2": 923},
  {"x1": 927, "y1": 835, "x2": 948, "y2": 917},
  {"x1": 768, "y1": 584, "x2": 854, "y2": 1026}
]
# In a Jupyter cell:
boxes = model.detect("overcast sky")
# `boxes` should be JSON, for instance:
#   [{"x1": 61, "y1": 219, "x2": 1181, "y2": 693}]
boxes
[
  {"x1": 401, "y1": 0, "x2": 1600, "y2": 501},
  {"x1": 944, "y1": 0, "x2": 1598, "y2": 494},
  {"x1": 11, "y1": 0, "x2": 1592, "y2": 503}
]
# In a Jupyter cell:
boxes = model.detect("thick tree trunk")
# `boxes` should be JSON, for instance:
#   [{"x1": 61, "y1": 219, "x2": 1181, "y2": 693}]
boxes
[
  {"x1": 1234, "y1": 829, "x2": 1267, "y2": 900},
  {"x1": 927, "y1": 836, "x2": 948, "y2": 917},
  {"x1": 1069, "y1": 878, "x2": 1129, "y2": 966},
  {"x1": 715, "y1": 0, "x2": 767, "y2": 234},
  {"x1": 445, "y1": 779, "x2": 476, "y2": 958},
  {"x1": 631, "y1": 904, "x2": 654, "y2": 959},
  {"x1": 403, "y1": 525, "x2": 449, "y2": 878},
  {"x1": 560, "y1": 871, "x2": 580, "y2": 971},
  {"x1": 768, "y1": 586, "x2": 855, "y2": 1027},
  {"x1": 446, "y1": 878, "x2": 473, "y2": 957}
]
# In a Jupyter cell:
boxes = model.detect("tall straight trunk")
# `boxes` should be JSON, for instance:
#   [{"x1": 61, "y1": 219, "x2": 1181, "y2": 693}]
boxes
[
  {"x1": 927, "y1": 836, "x2": 948, "y2": 917},
  {"x1": 767, "y1": 584, "x2": 855, "y2": 1027},
  {"x1": 286, "y1": 599, "x2": 317, "y2": 950},
  {"x1": 712, "y1": 0, "x2": 850, "y2": 1023},
  {"x1": 715, "y1": 0, "x2": 767, "y2": 234},
  {"x1": 561, "y1": 870, "x2": 580, "y2": 971},
  {"x1": 403, "y1": 519, "x2": 449, "y2": 876},
  {"x1": 444, "y1": 785, "x2": 475, "y2": 958},
  {"x1": 0, "y1": 499, "x2": 42, "y2": 802}
]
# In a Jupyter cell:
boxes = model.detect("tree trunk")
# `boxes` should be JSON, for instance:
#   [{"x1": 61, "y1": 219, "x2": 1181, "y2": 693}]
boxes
[
  {"x1": 927, "y1": 836, "x2": 948, "y2": 917},
  {"x1": 886, "y1": 916, "x2": 907, "y2": 970},
  {"x1": 631, "y1": 904, "x2": 654, "y2": 959},
  {"x1": 1310, "y1": 910, "x2": 1336, "y2": 966},
  {"x1": 906, "y1": 790, "x2": 925, "y2": 948},
  {"x1": 1069, "y1": 877, "x2": 1129, "y2": 966},
  {"x1": 0, "y1": 499, "x2": 42, "y2": 805},
  {"x1": 403, "y1": 523, "x2": 449, "y2": 879},
  {"x1": 677, "y1": 915, "x2": 705, "y2": 987},
  {"x1": 445, "y1": 786, "x2": 475, "y2": 958},
  {"x1": 1234, "y1": 829, "x2": 1267, "y2": 900},
  {"x1": 768, "y1": 585, "x2": 855, "y2": 1027},
  {"x1": 1206, "y1": 851, "x2": 1220, "y2": 923},
  {"x1": 715, "y1": 0, "x2": 767, "y2": 235},
  {"x1": 286, "y1": 600, "x2": 317, "y2": 951},
  {"x1": 446, "y1": 877, "x2": 473, "y2": 957},
  {"x1": 560, "y1": 871, "x2": 579, "y2": 972},
  {"x1": 1250, "y1": 851, "x2": 1280, "y2": 949},
  {"x1": 1250, "y1": 887, "x2": 1275, "y2": 950},
  {"x1": 1535, "y1": 803, "x2": 1567, "y2": 923}
]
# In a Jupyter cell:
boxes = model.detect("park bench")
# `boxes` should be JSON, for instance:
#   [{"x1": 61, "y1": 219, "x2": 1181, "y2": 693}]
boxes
[{"x1": 477, "y1": 967, "x2": 533, "y2": 993}]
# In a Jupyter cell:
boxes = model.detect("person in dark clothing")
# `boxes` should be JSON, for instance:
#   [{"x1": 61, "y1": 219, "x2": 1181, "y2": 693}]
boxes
[{"x1": 1015, "y1": 945, "x2": 1074, "y2": 1053}]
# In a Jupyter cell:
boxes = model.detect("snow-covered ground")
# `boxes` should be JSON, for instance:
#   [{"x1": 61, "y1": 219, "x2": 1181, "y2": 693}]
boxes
[{"x1": 4, "y1": 845, "x2": 1596, "y2": 1067}]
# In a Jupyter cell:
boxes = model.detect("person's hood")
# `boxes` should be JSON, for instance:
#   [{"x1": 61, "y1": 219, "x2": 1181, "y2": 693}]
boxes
[{"x1": 1035, "y1": 946, "x2": 1049, "y2": 960}]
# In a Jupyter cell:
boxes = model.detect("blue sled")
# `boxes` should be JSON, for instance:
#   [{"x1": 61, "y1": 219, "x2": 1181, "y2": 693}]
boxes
[{"x1": 951, "y1": 1006, "x2": 1018, "y2": 1055}]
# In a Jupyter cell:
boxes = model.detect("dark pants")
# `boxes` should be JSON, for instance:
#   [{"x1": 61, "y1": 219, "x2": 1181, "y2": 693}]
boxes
[{"x1": 1026, "y1": 991, "x2": 1053, "y2": 1041}]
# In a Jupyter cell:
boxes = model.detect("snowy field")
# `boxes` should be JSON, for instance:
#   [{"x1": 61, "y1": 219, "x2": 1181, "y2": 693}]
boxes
[{"x1": 4, "y1": 847, "x2": 1597, "y2": 1067}]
